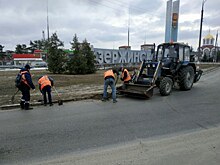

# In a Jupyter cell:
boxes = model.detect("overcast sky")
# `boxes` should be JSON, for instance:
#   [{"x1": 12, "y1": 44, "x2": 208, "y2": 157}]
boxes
[{"x1": 0, "y1": 0, "x2": 219, "y2": 51}]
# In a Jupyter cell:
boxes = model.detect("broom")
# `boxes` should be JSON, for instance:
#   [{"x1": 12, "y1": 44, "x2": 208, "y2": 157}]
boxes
[{"x1": 53, "y1": 86, "x2": 63, "y2": 105}]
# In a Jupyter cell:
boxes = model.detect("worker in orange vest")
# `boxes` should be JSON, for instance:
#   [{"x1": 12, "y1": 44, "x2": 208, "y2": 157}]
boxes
[
  {"x1": 19, "y1": 64, "x2": 35, "y2": 110},
  {"x1": 38, "y1": 75, "x2": 54, "y2": 106},
  {"x1": 120, "y1": 67, "x2": 131, "y2": 84},
  {"x1": 102, "y1": 68, "x2": 119, "y2": 103}
]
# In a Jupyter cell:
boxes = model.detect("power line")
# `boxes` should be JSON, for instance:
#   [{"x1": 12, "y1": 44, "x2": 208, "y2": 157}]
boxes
[
  {"x1": 89, "y1": 0, "x2": 161, "y2": 18},
  {"x1": 105, "y1": 0, "x2": 161, "y2": 17},
  {"x1": 89, "y1": 0, "x2": 124, "y2": 13}
]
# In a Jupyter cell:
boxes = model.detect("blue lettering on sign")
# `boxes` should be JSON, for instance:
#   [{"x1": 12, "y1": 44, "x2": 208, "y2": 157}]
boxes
[{"x1": 93, "y1": 48, "x2": 151, "y2": 65}]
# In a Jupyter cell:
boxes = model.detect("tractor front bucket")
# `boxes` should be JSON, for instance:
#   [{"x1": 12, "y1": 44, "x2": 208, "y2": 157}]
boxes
[{"x1": 117, "y1": 83, "x2": 154, "y2": 98}]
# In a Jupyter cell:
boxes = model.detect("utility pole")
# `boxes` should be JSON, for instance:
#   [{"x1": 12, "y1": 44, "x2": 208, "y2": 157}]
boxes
[
  {"x1": 46, "y1": 0, "x2": 50, "y2": 61},
  {"x1": 42, "y1": 30, "x2": 45, "y2": 41},
  {"x1": 128, "y1": 7, "x2": 130, "y2": 47},
  {"x1": 47, "y1": 0, "x2": 50, "y2": 41},
  {"x1": 215, "y1": 31, "x2": 218, "y2": 62},
  {"x1": 198, "y1": 0, "x2": 207, "y2": 60}
]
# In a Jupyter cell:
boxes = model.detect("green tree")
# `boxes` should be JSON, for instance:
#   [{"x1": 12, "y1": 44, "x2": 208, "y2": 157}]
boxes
[
  {"x1": 29, "y1": 39, "x2": 48, "y2": 53},
  {"x1": 15, "y1": 44, "x2": 23, "y2": 54},
  {"x1": 81, "y1": 39, "x2": 96, "y2": 74},
  {"x1": 70, "y1": 34, "x2": 80, "y2": 54},
  {"x1": 0, "y1": 45, "x2": 4, "y2": 52},
  {"x1": 15, "y1": 44, "x2": 28, "y2": 54},
  {"x1": 47, "y1": 33, "x2": 66, "y2": 74},
  {"x1": 0, "y1": 45, "x2": 4, "y2": 63},
  {"x1": 68, "y1": 34, "x2": 87, "y2": 74},
  {"x1": 67, "y1": 34, "x2": 96, "y2": 74}
]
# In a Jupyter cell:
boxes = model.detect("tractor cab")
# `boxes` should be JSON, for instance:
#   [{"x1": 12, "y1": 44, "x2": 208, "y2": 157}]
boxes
[{"x1": 156, "y1": 43, "x2": 191, "y2": 67}]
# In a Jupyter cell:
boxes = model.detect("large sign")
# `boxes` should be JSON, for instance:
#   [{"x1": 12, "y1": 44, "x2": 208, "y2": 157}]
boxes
[
  {"x1": 165, "y1": 0, "x2": 180, "y2": 42},
  {"x1": 94, "y1": 48, "x2": 153, "y2": 65}
]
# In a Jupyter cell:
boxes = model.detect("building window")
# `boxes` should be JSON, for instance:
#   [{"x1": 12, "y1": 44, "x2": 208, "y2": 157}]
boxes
[{"x1": 207, "y1": 39, "x2": 210, "y2": 45}]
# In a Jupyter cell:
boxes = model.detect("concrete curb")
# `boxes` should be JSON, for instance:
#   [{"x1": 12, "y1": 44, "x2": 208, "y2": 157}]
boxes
[
  {"x1": 0, "y1": 93, "x2": 103, "y2": 110},
  {"x1": 202, "y1": 66, "x2": 220, "y2": 75}
]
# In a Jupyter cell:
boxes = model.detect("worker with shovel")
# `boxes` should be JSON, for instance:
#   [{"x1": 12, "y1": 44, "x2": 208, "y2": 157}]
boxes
[
  {"x1": 120, "y1": 67, "x2": 131, "y2": 84},
  {"x1": 119, "y1": 67, "x2": 132, "y2": 91},
  {"x1": 38, "y1": 75, "x2": 54, "y2": 106},
  {"x1": 102, "y1": 68, "x2": 119, "y2": 103}
]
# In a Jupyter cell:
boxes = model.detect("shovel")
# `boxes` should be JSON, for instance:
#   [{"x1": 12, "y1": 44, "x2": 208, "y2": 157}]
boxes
[
  {"x1": 11, "y1": 89, "x2": 20, "y2": 104},
  {"x1": 53, "y1": 86, "x2": 63, "y2": 105}
]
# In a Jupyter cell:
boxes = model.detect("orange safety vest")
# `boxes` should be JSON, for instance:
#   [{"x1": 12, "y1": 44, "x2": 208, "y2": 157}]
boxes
[
  {"x1": 20, "y1": 71, "x2": 30, "y2": 87},
  {"x1": 122, "y1": 69, "x2": 131, "y2": 82},
  {"x1": 104, "y1": 70, "x2": 115, "y2": 79},
  {"x1": 38, "y1": 75, "x2": 51, "y2": 90}
]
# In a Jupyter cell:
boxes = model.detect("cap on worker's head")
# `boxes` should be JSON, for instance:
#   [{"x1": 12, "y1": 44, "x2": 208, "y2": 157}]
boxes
[{"x1": 25, "y1": 64, "x2": 31, "y2": 70}]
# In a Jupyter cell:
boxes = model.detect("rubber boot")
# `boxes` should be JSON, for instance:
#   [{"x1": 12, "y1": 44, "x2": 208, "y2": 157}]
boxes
[
  {"x1": 20, "y1": 101, "x2": 25, "y2": 109},
  {"x1": 24, "y1": 103, "x2": 33, "y2": 110}
]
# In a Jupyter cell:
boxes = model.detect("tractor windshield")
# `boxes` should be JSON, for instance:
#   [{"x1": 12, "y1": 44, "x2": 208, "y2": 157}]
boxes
[{"x1": 156, "y1": 44, "x2": 178, "y2": 61}]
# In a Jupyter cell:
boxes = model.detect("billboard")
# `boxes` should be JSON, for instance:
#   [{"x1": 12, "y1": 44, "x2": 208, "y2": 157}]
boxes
[{"x1": 93, "y1": 48, "x2": 153, "y2": 65}]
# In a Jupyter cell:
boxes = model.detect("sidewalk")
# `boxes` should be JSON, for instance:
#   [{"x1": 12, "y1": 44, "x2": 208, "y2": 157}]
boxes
[{"x1": 33, "y1": 126, "x2": 220, "y2": 165}]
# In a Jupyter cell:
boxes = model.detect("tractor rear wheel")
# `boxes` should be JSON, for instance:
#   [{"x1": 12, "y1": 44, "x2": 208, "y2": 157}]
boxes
[
  {"x1": 179, "y1": 66, "x2": 195, "y2": 90},
  {"x1": 159, "y1": 77, "x2": 173, "y2": 96}
]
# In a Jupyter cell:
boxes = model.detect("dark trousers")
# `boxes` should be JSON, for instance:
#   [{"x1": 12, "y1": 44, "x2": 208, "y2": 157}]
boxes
[
  {"x1": 19, "y1": 85, "x2": 31, "y2": 109},
  {"x1": 42, "y1": 85, "x2": 52, "y2": 104},
  {"x1": 20, "y1": 85, "x2": 30, "y2": 102}
]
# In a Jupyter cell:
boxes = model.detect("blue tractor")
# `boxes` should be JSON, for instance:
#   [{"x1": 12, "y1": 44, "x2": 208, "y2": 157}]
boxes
[{"x1": 117, "y1": 42, "x2": 203, "y2": 98}]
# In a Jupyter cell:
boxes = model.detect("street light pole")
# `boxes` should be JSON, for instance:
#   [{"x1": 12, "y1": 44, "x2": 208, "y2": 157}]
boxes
[
  {"x1": 215, "y1": 31, "x2": 218, "y2": 62},
  {"x1": 198, "y1": 0, "x2": 207, "y2": 60},
  {"x1": 47, "y1": 0, "x2": 50, "y2": 41}
]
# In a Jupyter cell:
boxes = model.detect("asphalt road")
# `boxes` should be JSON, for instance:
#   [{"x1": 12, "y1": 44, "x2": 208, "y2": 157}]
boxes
[{"x1": 1, "y1": 68, "x2": 220, "y2": 165}]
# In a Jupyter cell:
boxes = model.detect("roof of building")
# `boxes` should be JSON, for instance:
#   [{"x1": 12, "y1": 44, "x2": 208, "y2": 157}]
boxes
[
  {"x1": 119, "y1": 45, "x2": 131, "y2": 48},
  {"x1": 204, "y1": 33, "x2": 214, "y2": 39},
  {"x1": 12, "y1": 54, "x2": 41, "y2": 59},
  {"x1": 141, "y1": 44, "x2": 155, "y2": 47},
  {"x1": 34, "y1": 50, "x2": 44, "y2": 53}
]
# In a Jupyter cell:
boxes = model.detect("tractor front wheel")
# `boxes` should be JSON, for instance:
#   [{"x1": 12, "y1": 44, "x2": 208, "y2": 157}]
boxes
[{"x1": 159, "y1": 77, "x2": 173, "y2": 96}]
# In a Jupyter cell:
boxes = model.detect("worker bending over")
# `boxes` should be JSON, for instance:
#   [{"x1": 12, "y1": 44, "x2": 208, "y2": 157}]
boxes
[
  {"x1": 102, "y1": 68, "x2": 119, "y2": 103},
  {"x1": 120, "y1": 67, "x2": 131, "y2": 84},
  {"x1": 38, "y1": 75, "x2": 54, "y2": 106}
]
